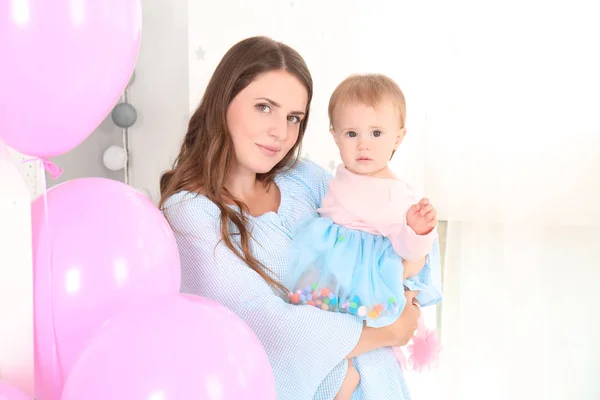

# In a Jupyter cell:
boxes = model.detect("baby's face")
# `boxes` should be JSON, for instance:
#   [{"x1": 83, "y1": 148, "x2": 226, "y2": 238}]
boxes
[{"x1": 330, "y1": 100, "x2": 405, "y2": 176}]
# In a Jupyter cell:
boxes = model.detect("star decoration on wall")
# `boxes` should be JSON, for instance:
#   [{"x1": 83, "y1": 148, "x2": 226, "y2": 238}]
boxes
[
  {"x1": 195, "y1": 45, "x2": 206, "y2": 61},
  {"x1": 328, "y1": 160, "x2": 336, "y2": 171}
]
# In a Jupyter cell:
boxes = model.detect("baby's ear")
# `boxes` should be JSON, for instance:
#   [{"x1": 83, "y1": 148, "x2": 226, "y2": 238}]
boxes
[
  {"x1": 394, "y1": 128, "x2": 407, "y2": 149},
  {"x1": 329, "y1": 127, "x2": 339, "y2": 144}
]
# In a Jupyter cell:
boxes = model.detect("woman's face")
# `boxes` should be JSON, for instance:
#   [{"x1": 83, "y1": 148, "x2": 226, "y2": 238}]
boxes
[{"x1": 226, "y1": 69, "x2": 308, "y2": 175}]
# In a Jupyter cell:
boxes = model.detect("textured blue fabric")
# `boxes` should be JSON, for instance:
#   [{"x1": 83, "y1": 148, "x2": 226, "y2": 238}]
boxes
[
  {"x1": 284, "y1": 217, "x2": 408, "y2": 328},
  {"x1": 162, "y1": 158, "x2": 442, "y2": 400}
]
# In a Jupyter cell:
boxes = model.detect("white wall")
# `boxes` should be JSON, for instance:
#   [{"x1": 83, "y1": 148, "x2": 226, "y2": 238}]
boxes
[
  {"x1": 188, "y1": 0, "x2": 434, "y2": 186},
  {"x1": 440, "y1": 223, "x2": 600, "y2": 400},
  {"x1": 422, "y1": 0, "x2": 600, "y2": 226},
  {"x1": 128, "y1": 0, "x2": 190, "y2": 203}
]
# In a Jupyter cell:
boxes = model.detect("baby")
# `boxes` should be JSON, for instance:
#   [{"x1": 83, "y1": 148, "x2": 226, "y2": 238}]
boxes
[{"x1": 285, "y1": 73, "x2": 441, "y2": 398}]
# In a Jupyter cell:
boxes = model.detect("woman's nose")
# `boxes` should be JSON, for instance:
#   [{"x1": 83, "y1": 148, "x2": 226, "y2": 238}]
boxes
[{"x1": 268, "y1": 118, "x2": 288, "y2": 139}]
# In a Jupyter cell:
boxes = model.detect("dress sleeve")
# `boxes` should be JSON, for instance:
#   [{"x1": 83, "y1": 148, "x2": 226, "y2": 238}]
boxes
[
  {"x1": 163, "y1": 194, "x2": 362, "y2": 400},
  {"x1": 286, "y1": 158, "x2": 332, "y2": 207},
  {"x1": 356, "y1": 179, "x2": 436, "y2": 261},
  {"x1": 403, "y1": 232, "x2": 443, "y2": 308},
  {"x1": 375, "y1": 182, "x2": 436, "y2": 261}
]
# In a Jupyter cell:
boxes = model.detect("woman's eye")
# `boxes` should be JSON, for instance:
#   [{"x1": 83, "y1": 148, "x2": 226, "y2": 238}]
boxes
[
  {"x1": 372, "y1": 130, "x2": 383, "y2": 137},
  {"x1": 288, "y1": 115, "x2": 301, "y2": 124},
  {"x1": 256, "y1": 104, "x2": 271, "y2": 113},
  {"x1": 346, "y1": 131, "x2": 357, "y2": 138}
]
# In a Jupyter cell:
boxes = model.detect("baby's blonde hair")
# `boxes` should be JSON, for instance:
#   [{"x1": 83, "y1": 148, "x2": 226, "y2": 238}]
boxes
[{"x1": 328, "y1": 73, "x2": 406, "y2": 130}]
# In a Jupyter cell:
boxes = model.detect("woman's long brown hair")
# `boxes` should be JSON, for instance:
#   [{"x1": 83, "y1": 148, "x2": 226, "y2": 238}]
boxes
[{"x1": 159, "y1": 36, "x2": 313, "y2": 295}]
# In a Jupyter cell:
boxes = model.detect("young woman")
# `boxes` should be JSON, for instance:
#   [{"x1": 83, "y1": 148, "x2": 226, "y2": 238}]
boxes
[{"x1": 160, "y1": 36, "x2": 440, "y2": 399}]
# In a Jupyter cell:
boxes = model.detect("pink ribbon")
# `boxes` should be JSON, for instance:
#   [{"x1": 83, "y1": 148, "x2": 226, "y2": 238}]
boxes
[{"x1": 22, "y1": 157, "x2": 63, "y2": 179}]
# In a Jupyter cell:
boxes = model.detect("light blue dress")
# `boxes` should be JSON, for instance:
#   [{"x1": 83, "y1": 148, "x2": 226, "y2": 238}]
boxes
[
  {"x1": 284, "y1": 215, "x2": 441, "y2": 328},
  {"x1": 163, "y1": 159, "x2": 443, "y2": 400}
]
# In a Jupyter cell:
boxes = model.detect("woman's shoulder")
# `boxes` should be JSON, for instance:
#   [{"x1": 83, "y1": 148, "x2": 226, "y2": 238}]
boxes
[
  {"x1": 281, "y1": 157, "x2": 331, "y2": 180},
  {"x1": 278, "y1": 157, "x2": 332, "y2": 202},
  {"x1": 161, "y1": 190, "x2": 219, "y2": 228}
]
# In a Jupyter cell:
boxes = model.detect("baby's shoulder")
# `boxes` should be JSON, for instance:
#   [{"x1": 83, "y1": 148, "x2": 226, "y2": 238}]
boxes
[{"x1": 380, "y1": 177, "x2": 417, "y2": 204}]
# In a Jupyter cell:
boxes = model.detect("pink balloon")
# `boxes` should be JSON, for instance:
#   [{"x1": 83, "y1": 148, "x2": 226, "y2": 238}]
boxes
[
  {"x1": 0, "y1": 0, "x2": 141, "y2": 157},
  {"x1": 32, "y1": 178, "x2": 181, "y2": 400},
  {"x1": 60, "y1": 294, "x2": 276, "y2": 400},
  {"x1": 0, "y1": 382, "x2": 30, "y2": 400}
]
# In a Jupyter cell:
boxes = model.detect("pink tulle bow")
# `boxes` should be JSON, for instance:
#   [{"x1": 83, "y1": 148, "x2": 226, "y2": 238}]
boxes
[
  {"x1": 407, "y1": 323, "x2": 441, "y2": 372},
  {"x1": 394, "y1": 315, "x2": 442, "y2": 373},
  {"x1": 22, "y1": 157, "x2": 63, "y2": 179}
]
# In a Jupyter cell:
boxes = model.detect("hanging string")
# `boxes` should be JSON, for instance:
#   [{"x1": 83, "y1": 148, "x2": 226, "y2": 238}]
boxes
[
  {"x1": 37, "y1": 159, "x2": 65, "y2": 391},
  {"x1": 120, "y1": 88, "x2": 130, "y2": 185},
  {"x1": 21, "y1": 157, "x2": 63, "y2": 180}
]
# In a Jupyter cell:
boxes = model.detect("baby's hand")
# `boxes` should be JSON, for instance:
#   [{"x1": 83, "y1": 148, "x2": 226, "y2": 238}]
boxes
[{"x1": 407, "y1": 197, "x2": 437, "y2": 235}]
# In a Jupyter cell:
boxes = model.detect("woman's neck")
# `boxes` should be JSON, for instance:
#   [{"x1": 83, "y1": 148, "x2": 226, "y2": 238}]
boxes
[
  {"x1": 223, "y1": 162, "x2": 281, "y2": 215},
  {"x1": 224, "y1": 167, "x2": 261, "y2": 203}
]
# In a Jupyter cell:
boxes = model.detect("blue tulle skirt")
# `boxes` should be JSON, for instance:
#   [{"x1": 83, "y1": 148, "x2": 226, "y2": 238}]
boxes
[{"x1": 284, "y1": 217, "x2": 407, "y2": 328}]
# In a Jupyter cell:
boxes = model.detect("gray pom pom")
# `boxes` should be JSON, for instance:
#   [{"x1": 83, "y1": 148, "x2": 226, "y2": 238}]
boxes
[{"x1": 111, "y1": 103, "x2": 137, "y2": 128}]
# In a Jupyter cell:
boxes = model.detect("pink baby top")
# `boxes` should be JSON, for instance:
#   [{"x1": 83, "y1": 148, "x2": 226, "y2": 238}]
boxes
[{"x1": 318, "y1": 164, "x2": 436, "y2": 261}]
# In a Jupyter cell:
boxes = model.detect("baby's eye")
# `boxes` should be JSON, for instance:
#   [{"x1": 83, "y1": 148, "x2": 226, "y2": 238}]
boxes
[
  {"x1": 256, "y1": 104, "x2": 271, "y2": 113},
  {"x1": 372, "y1": 130, "x2": 383, "y2": 137},
  {"x1": 346, "y1": 131, "x2": 357, "y2": 138}
]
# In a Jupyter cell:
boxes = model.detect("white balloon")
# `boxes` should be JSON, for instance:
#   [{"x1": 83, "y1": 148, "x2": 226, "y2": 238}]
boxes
[{"x1": 102, "y1": 146, "x2": 126, "y2": 171}]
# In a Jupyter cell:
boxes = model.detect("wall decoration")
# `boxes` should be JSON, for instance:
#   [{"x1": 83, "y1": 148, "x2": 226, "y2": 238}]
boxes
[
  {"x1": 102, "y1": 145, "x2": 127, "y2": 171},
  {"x1": 195, "y1": 46, "x2": 206, "y2": 61},
  {"x1": 111, "y1": 103, "x2": 138, "y2": 129},
  {"x1": 105, "y1": 70, "x2": 137, "y2": 184}
]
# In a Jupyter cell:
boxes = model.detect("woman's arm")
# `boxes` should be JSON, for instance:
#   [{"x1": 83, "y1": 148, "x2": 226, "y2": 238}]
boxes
[
  {"x1": 164, "y1": 193, "x2": 414, "y2": 399},
  {"x1": 347, "y1": 289, "x2": 421, "y2": 359}
]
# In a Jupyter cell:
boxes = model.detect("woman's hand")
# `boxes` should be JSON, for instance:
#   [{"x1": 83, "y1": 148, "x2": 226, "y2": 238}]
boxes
[
  {"x1": 384, "y1": 290, "x2": 421, "y2": 347},
  {"x1": 347, "y1": 290, "x2": 421, "y2": 358},
  {"x1": 334, "y1": 359, "x2": 360, "y2": 400}
]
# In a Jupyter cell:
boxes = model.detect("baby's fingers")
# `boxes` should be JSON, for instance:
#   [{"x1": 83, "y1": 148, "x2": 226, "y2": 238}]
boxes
[
  {"x1": 426, "y1": 208, "x2": 437, "y2": 221},
  {"x1": 408, "y1": 203, "x2": 421, "y2": 215},
  {"x1": 419, "y1": 204, "x2": 434, "y2": 217}
]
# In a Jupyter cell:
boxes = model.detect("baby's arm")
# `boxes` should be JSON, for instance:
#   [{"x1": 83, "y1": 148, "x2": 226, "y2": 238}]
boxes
[
  {"x1": 334, "y1": 359, "x2": 360, "y2": 400},
  {"x1": 369, "y1": 182, "x2": 436, "y2": 261}
]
